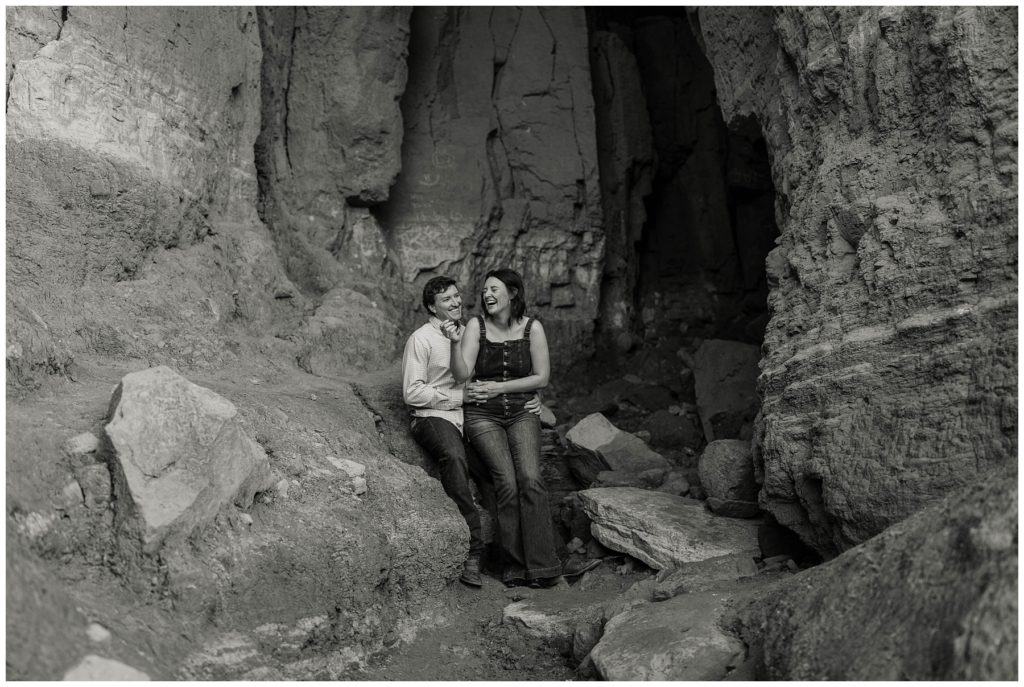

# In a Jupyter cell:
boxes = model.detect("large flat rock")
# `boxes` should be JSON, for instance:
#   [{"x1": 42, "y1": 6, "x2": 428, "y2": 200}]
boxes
[
  {"x1": 590, "y1": 591, "x2": 744, "y2": 680},
  {"x1": 578, "y1": 487, "x2": 759, "y2": 569}
]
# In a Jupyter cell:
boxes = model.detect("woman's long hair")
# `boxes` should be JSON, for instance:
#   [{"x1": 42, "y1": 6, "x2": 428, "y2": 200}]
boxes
[{"x1": 481, "y1": 268, "x2": 526, "y2": 322}]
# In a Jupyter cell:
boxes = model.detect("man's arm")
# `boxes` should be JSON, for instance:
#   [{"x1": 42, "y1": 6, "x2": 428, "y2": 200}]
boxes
[{"x1": 402, "y1": 334, "x2": 462, "y2": 409}]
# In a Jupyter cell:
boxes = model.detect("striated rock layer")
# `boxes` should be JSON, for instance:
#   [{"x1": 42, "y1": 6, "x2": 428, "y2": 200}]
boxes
[{"x1": 697, "y1": 7, "x2": 1018, "y2": 554}]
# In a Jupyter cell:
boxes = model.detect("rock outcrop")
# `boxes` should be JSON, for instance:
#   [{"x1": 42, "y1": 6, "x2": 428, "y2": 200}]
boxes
[
  {"x1": 697, "y1": 7, "x2": 1018, "y2": 554},
  {"x1": 732, "y1": 463, "x2": 1017, "y2": 680}
]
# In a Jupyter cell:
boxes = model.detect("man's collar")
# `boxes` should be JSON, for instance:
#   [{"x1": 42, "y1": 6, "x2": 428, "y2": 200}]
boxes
[{"x1": 428, "y1": 316, "x2": 444, "y2": 329}]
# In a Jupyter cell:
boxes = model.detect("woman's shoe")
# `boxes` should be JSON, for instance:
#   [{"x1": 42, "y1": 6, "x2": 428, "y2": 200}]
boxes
[
  {"x1": 563, "y1": 558, "x2": 602, "y2": 579},
  {"x1": 503, "y1": 577, "x2": 528, "y2": 588},
  {"x1": 530, "y1": 575, "x2": 565, "y2": 589}
]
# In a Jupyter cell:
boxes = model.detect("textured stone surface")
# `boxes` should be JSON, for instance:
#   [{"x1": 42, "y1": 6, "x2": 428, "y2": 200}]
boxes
[
  {"x1": 699, "y1": 439, "x2": 757, "y2": 502},
  {"x1": 6, "y1": 7, "x2": 303, "y2": 388},
  {"x1": 255, "y1": 7, "x2": 410, "y2": 299},
  {"x1": 590, "y1": 29, "x2": 655, "y2": 341},
  {"x1": 566, "y1": 413, "x2": 670, "y2": 474},
  {"x1": 105, "y1": 366, "x2": 275, "y2": 552},
  {"x1": 381, "y1": 7, "x2": 604, "y2": 365},
  {"x1": 698, "y1": 7, "x2": 1018, "y2": 554},
  {"x1": 63, "y1": 654, "x2": 151, "y2": 681},
  {"x1": 578, "y1": 487, "x2": 759, "y2": 569},
  {"x1": 692, "y1": 339, "x2": 761, "y2": 442},
  {"x1": 733, "y1": 464, "x2": 1017, "y2": 680},
  {"x1": 590, "y1": 591, "x2": 744, "y2": 681}
]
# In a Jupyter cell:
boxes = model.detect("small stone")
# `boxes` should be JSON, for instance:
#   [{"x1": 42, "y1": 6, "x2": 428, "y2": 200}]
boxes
[
  {"x1": 74, "y1": 463, "x2": 112, "y2": 509},
  {"x1": 89, "y1": 179, "x2": 111, "y2": 197},
  {"x1": 668, "y1": 405, "x2": 682, "y2": 416},
  {"x1": 86, "y1": 623, "x2": 111, "y2": 643},
  {"x1": 63, "y1": 655, "x2": 149, "y2": 681},
  {"x1": 634, "y1": 430, "x2": 652, "y2": 443},
  {"x1": 623, "y1": 374, "x2": 643, "y2": 384},
  {"x1": 274, "y1": 478, "x2": 290, "y2": 498},
  {"x1": 310, "y1": 394, "x2": 318, "y2": 401},
  {"x1": 61, "y1": 481, "x2": 84, "y2": 507},
  {"x1": 539, "y1": 404, "x2": 557, "y2": 428},
  {"x1": 566, "y1": 536, "x2": 586, "y2": 554},
  {"x1": 786, "y1": 559, "x2": 800, "y2": 572},
  {"x1": 238, "y1": 513, "x2": 253, "y2": 526},
  {"x1": 63, "y1": 432, "x2": 100, "y2": 460},
  {"x1": 351, "y1": 476, "x2": 367, "y2": 495},
  {"x1": 763, "y1": 554, "x2": 792, "y2": 566},
  {"x1": 616, "y1": 558, "x2": 636, "y2": 575}
]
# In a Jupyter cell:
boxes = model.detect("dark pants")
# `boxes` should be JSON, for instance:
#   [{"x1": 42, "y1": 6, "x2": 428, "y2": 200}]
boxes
[
  {"x1": 464, "y1": 407, "x2": 561, "y2": 581},
  {"x1": 411, "y1": 416, "x2": 485, "y2": 559}
]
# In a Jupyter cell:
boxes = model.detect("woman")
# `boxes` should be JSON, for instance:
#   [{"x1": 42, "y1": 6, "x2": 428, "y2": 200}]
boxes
[{"x1": 440, "y1": 268, "x2": 564, "y2": 587}]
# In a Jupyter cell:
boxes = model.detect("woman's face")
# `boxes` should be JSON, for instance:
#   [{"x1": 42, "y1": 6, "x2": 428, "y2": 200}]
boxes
[{"x1": 481, "y1": 277, "x2": 513, "y2": 316}]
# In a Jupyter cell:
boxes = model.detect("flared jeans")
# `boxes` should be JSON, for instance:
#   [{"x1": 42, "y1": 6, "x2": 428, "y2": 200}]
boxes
[{"x1": 464, "y1": 405, "x2": 561, "y2": 582}]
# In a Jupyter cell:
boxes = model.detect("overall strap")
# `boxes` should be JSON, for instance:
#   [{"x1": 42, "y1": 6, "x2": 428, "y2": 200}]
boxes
[
  {"x1": 478, "y1": 316, "x2": 488, "y2": 343},
  {"x1": 523, "y1": 317, "x2": 534, "y2": 340}
]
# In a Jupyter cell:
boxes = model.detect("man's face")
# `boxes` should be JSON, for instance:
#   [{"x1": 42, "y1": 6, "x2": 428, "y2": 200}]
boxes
[{"x1": 430, "y1": 285, "x2": 463, "y2": 323}]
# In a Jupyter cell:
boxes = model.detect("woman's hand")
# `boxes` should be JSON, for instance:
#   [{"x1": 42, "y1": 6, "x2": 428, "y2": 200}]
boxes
[
  {"x1": 466, "y1": 380, "x2": 502, "y2": 404},
  {"x1": 439, "y1": 319, "x2": 464, "y2": 342}
]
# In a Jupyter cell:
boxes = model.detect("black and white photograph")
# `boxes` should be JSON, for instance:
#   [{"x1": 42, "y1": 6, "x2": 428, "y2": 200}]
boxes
[{"x1": 5, "y1": 4, "x2": 1018, "y2": 681}]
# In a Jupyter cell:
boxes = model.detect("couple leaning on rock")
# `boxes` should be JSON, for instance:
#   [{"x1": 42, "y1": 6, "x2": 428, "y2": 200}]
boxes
[{"x1": 401, "y1": 268, "x2": 600, "y2": 589}]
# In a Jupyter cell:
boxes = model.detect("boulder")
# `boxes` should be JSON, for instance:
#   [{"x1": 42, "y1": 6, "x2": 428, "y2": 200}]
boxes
[
  {"x1": 733, "y1": 464, "x2": 1017, "y2": 680},
  {"x1": 692, "y1": 340, "x2": 761, "y2": 442},
  {"x1": 578, "y1": 487, "x2": 760, "y2": 570},
  {"x1": 566, "y1": 413, "x2": 671, "y2": 476},
  {"x1": 699, "y1": 440, "x2": 757, "y2": 501},
  {"x1": 640, "y1": 408, "x2": 704, "y2": 450},
  {"x1": 105, "y1": 366, "x2": 275, "y2": 552},
  {"x1": 589, "y1": 591, "x2": 745, "y2": 680}
]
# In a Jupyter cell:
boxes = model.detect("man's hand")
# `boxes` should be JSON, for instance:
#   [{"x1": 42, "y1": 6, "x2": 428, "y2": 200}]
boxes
[
  {"x1": 524, "y1": 394, "x2": 543, "y2": 416},
  {"x1": 439, "y1": 319, "x2": 464, "y2": 342}
]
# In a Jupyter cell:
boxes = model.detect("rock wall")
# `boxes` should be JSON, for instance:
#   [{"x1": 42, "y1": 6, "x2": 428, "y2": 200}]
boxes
[
  {"x1": 697, "y1": 7, "x2": 1018, "y2": 555},
  {"x1": 6, "y1": 6, "x2": 302, "y2": 386},
  {"x1": 378, "y1": 7, "x2": 604, "y2": 364}
]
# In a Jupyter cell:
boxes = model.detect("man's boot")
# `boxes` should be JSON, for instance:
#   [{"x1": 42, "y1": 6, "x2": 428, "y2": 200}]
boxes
[{"x1": 460, "y1": 557, "x2": 482, "y2": 587}]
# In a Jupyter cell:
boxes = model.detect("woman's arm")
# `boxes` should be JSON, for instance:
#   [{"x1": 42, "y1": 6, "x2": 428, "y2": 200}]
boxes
[
  {"x1": 449, "y1": 317, "x2": 480, "y2": 383},
  {"x1": 475, "y1": 320, "x2": 550, "y2": 397}
]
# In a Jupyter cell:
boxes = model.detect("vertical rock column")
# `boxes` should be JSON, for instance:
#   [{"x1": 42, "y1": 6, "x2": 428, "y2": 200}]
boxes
[{"x1": 379, "y1": 7, "x2": 604, "y2": 365}]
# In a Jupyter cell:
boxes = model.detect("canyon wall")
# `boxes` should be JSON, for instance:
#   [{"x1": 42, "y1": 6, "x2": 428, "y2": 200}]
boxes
[
  {"x1": 697, "y1": 7, "x2": 1017, "y2": 555},
  {"x1": 379, "y1": 7, "x2": 604, "y2": 363},
  {"x1": 6, "y1": 6, "x2": 301, "y2": 384}
]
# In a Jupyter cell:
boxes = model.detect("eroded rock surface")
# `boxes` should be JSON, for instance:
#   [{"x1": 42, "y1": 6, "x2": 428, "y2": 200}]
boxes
[
  {"x1": 733, "y1": 464, "x2": 1018, "y2": 680},
  {"x1": 590, "y1": 591, "x2": 745, "y2": 681},
  {"x1": 698, "y1": 7, "x2": 1018, "y2": 554}
]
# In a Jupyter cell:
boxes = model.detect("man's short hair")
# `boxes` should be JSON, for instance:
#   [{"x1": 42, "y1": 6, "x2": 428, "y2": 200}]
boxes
[{"x1": 422, "y1": 275, "x2": 458, "y2": 313}]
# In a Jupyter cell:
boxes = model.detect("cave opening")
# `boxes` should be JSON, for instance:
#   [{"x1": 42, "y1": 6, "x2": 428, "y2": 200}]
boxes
[{"x1": 587, "y1": 8, "x2": 780, "y2": 353}]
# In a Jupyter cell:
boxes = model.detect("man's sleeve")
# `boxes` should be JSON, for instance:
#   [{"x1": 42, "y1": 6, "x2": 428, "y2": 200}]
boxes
[{"x1": 402, "y1": 334, "x2": 441, "y2": 408}]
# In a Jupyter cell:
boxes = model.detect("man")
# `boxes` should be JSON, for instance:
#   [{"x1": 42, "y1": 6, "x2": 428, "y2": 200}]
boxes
[{"x1": 402, "y1": 275, "x2": 541, "y2": 588}]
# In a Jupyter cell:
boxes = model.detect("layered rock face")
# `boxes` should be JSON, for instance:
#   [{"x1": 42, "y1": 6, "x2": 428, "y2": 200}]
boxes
[
  {"x1": 698, "y1": 7, "x2": 1018, "y2": 554},
  {"x1": 379, "y1": 7, "x2": 604, "y2": 364}
]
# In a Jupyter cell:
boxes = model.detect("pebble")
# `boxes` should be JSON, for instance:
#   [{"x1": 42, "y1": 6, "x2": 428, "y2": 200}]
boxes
[
  {"x1": 274, "y1": 478, "x2": 290, "y2": 498},
  {"x1": 86, "y1": 623, "x2": 111, "y2": 643},
  {"x1": 63, "y1": 432, "x2": 100, "y2": 459},
  {"x1": 238, "y1": 513, "x2": 254, "y2": 526},
  {"x1": 63, "y1": 655, "x2": 149, "y2": 681},
  {"x1": 352, "y1": 477, "x2": 368, "y2": 496}
]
